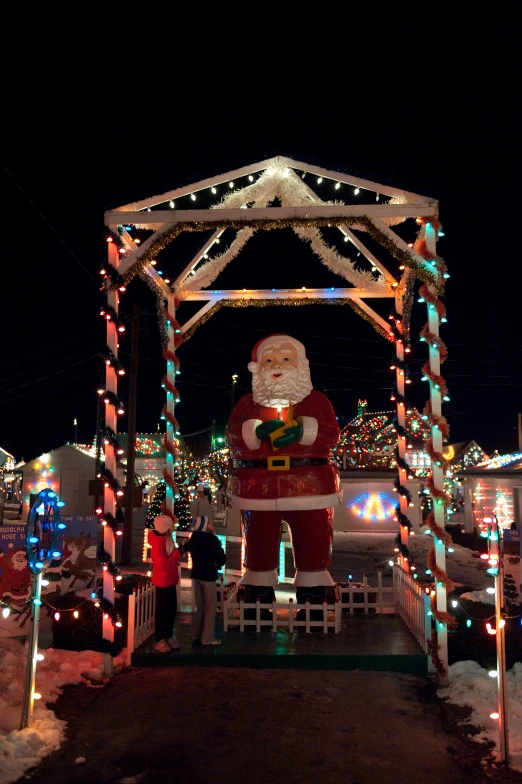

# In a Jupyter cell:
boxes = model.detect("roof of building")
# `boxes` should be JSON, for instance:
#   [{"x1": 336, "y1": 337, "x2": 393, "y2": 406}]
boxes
[{"x1": 457, "y1": 451, "x2": 522, "y2": 476}]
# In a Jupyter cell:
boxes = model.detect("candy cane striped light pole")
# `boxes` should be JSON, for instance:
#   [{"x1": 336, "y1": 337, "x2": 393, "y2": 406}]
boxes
[
  {"x1": 163, "y1": 291, "x2": 181, "y2": 538},
  {"x1": 423, "y1": 221, "x2": 449, "y2": 683},
  {"x1": 102, "y1": 239, "x2": 120, "y2": 674},
  {"x1": 391, "y1": 289, "x2": 414, "y2": 570}
]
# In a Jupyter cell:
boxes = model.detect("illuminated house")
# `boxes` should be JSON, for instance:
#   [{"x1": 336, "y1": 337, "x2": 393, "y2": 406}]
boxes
[
  {"x1": 442, "y1": 440, "x2": 489, "y2": 470},
  {"x1": 458, "y1": 452, "x2": 522, "y2": 532},
  {"x1": 118, "y1": 433, "x2": 166, "y2": 491},
  {"x1": 336, "y1": 400, "x2": 431, "y2": 473},
  {"x1": 20, "y1": 445, "x2": 124, "y2": 518},
  {"x1": 0, "y1": 446, "x2": 15, "y2": 472}
]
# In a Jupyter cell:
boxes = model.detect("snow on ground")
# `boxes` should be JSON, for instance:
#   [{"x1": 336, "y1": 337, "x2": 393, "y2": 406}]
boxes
[
  {"x1": 332, "y1": 531, "x2": 490, "y2": 589},
  {"x1": 439, "y1": 660, "x2": 522, "y2": 772},
  {"x1": 459, "y1": 589, "x2": 495, "y2": 605},
  {"x1": 0, "y1": 638, "x2": 123, "y2": 784}
]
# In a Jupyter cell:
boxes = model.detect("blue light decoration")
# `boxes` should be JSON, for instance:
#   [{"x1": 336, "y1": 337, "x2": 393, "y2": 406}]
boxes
[
  {"x1": 26, "y1": 489, "x2": 66, "y2": 573},
  {"x1": 21, "y1": 490, "x2": 66, "y2": 729},
  {"x1": 349, "y1": 492, "x2": 396, "y2": 521}
]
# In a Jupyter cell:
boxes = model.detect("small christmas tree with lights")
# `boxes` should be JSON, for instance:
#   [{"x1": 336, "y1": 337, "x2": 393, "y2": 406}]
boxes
[
  {"x1": 504, "y1": 572, "x2": 520, "y2": 607},
  {"x1": 145, "y1": 480, "x2": 166, "y2": 527},
  {"x1": 174, "y1": 466, "x2": 192, "y2": 530}
]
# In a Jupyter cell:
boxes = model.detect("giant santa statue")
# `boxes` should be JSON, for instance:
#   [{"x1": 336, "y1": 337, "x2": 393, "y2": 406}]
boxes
[{"x1": 226, "y1": 334, "x2": 341, "y2": 606}]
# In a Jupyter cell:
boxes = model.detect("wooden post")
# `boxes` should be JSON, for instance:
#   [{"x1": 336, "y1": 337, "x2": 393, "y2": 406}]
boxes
[
  {"x1": 424, "y1": 222, "x2": 449, "y2": 683},
  {"x1": 123, "y1": 306, "x2": 139, "y2": 564},
  {"x1": 102, "y1": 240, "x2": 119, "y2": 675}
]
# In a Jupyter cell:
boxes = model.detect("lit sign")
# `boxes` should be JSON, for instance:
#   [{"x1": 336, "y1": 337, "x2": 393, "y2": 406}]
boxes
[{"x1": 349, "y1": 492, "x2": 396, "y2": 521}]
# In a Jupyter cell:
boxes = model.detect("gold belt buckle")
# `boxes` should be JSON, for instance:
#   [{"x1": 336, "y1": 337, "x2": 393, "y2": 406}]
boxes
[{"x1": 267, "y1": 455, "x2": 291, "y2": 471}]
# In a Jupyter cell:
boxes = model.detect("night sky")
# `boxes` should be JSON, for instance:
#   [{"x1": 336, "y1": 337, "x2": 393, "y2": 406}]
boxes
[{"x1": 3, "y1": 37, "x2": 519, "y2": 462}]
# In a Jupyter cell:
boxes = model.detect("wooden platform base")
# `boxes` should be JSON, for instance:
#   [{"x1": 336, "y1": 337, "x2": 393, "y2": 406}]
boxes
[{"x1": 131, "y1": 614, "x2": 428, "y2": 677}]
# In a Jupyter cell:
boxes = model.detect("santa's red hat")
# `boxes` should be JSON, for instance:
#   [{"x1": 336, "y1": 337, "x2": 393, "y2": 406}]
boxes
[{"x1": 248, "y1": 334, "x2": 306, "y2": 373}]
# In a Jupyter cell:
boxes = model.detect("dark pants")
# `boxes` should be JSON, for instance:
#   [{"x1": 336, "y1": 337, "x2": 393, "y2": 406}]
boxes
[{"x1": 155, "y1": 585, "x2": 177, "y2": 641}]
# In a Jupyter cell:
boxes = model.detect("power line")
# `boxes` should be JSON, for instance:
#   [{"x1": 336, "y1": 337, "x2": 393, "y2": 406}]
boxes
[
  {"x1": 0, "y1": 326, "x2": 104, "y2": 370},
  {"x1": 3, "y1": 165, "x2": 100, "y2": 287}
]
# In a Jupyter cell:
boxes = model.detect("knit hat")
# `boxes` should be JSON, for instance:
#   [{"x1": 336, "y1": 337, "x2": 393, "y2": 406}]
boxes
[
  {"x1": 191, "y1": 516, "x2": 209, "y2": 533},
  {"x1": 247, "y1": 334, "x2": 306, "y2": 374},
  {"x1": 154, "y1": 514, "x2": 173, "y2": 534}
]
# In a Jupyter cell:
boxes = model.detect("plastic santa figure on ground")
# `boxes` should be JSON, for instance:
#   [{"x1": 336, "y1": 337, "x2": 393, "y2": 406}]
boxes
[
  {"x1": 226, "y1": 334, "x2": 341, "y2": 605},
  {"x1": 0, "y1": 547, "x2": 31, "y2": 603}
]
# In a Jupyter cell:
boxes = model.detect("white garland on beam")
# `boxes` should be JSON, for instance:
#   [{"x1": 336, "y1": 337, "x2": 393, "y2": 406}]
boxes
[
  {"x1": 180, "y1": 166, "x2": 388, "y2": 293},
  {"x1": 292, "y1": 224, "x2": 386, "y2": 291},
  {"x1": 176, "y1": 227, "x2": 255, "y2": 297}
]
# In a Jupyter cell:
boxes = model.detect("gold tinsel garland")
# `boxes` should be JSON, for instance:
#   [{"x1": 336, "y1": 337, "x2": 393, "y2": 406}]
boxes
[
  {"x1": 180, "y1": 297, "x2": 393, "y2": 344},
  {"x1": 112, "y1": 216, "x2": 442, "y2": 292}
]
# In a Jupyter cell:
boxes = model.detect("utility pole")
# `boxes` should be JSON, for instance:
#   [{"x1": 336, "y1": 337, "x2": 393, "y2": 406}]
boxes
[
  {"x1": 122, "y1": 306, "x2": 139, "y2": 565},
  {"x1": 231, "y1": 373, "x2": 238, "y2": 414},
  {"x1": 74, "y1": 418, "x2": 78, "y2": 444},
  {"x1": 210, "y1": 417, "x2": 216, "y2": 453}
]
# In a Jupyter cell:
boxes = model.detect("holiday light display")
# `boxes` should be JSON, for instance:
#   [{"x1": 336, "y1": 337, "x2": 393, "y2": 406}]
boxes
[
  {"x1": 102, "y1": 155, "x2": 457, "y2": 677},
  {"x1": 336, "y1": 400, "x2": 430, "y2": 471},
  {"x1": 477, "y1": 452, "x2": 522, "y2": 470},
  {"x1": 20, "y1": 489, "x2": 65, "y2": 729},
  {"x1": 349, "y1": 492, "x2": 396, "y2": 521}
]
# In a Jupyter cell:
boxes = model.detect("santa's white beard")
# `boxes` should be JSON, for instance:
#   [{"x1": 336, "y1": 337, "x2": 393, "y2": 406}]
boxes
[
  {"x1": 13, "y1": 557, "x2": 27, "y2": 571},
  {"x1": 251, "y1": 365, "x2": 313, "y2": 407}
]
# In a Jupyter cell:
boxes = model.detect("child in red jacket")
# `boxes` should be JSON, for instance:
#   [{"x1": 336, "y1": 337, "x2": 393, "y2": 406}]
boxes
[{"x1": 148, "y1": 514, "x2": 185, "y2": 652}]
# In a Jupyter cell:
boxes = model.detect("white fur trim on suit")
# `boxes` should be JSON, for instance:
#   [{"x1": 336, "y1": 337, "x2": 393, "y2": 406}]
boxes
[
  {"x1": 242, "y1": 418, "x2": 263, "y2": 450},
  {"x1": 294, "y1": 569, "x2": 334, "y2": 587},
  {"x1": 297, "y1": 416, "x2": 318, "y2": 446},
  {"x1": 241, "y1": 569, "x2": 279, "y2": 587},
  {"x1": 230, "y1": 491, "x2": 342, "y2": 511}
]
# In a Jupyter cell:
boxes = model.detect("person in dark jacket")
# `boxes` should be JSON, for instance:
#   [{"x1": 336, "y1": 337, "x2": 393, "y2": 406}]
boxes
[{"x1": 184, "y1": 516, "x2": 226, "y2": 645}]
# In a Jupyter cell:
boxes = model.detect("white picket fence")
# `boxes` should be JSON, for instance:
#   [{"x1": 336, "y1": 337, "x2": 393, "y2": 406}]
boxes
[
  {"x1": 393, "y1": 565, "x2": 431, "y2": 652},
  {"x1": 190, "y1": 577, "x2": 237, "y2": 613},
  {"x1": 222, "y1": 587, "x2": 340, "y2": 634},
  {"x1": 126, "y1": 581, "x2": 156, "y2": 665},
  {"x1": 337, "y1": 570, "x2": 395, "y2": 615}
]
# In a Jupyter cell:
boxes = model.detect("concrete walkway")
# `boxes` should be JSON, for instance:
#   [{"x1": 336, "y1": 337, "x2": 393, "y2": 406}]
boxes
[{"x1": 26, "y1": 668, "x2": 498, "y2": 784}]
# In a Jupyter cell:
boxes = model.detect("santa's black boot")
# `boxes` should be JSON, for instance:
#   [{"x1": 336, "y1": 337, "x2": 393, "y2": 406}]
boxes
[
  {"x1": 296, "y1": 586, "x2": 327, "y2": 631},
  {"x1": 243, "y1": 585, "x2": 275, "y2": 631}
]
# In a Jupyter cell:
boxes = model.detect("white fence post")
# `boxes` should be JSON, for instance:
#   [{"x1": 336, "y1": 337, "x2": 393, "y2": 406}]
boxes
[{"x1": 126, "y1": 581, "x2": 156, "y2": 663}]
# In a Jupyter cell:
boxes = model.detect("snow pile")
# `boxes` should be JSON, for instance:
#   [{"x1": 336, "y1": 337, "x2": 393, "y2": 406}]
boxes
[
  {"x1": 439, "y1": 660, "x2": 522, "y2": 772},
  {"x1": 459, "y1": 589, "x2": 495, "y2": 605},
  {"x1": 0, "y1": 638, "x2": 122, "y2": 784}
]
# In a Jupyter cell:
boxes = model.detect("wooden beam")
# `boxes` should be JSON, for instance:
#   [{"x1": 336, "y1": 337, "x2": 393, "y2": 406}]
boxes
[
  {"x1": 173, "y1": 229, "x2": 224, "y2": 288},
  {"x1": 107, "y1": 157, "x2": 278, "y2": 214},
  {"x1": 119, "y1": 228, "x2": 170, "y2": 296},
  {"x1": 180, "y1": 300, "x2": 216, "y2": 334},
  {"x1": 351, "y1": 296, "x2": 393, "y2": 337},
  {"x1": 181, "y1": 287, "x2": 393, "y2": 302},
  {"x1": 105, "y1": 202, "x2": 438, "y2": 229},
  {"x1": 278, "y1": 155, "x2": 435, "y2": 204},
  {"x1": 142, "y1": 264, "x2": 170, "y2": 298},
  {"x1": 290, "y1": 172, "x2": 398, "y2": 287},
  {"x1": 371, "y1": 219, "x2": 438, "y2": 274}
]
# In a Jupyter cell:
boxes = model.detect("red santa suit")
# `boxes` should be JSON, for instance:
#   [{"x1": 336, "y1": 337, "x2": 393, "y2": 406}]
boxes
[{"x1": 226, "y1": 335, "x2": 341, "y2": 588}]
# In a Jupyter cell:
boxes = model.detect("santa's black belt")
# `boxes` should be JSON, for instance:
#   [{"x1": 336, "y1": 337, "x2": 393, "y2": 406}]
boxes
[{"x1": 233, "y1": 457, "x2": 329, "y2": 472}]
